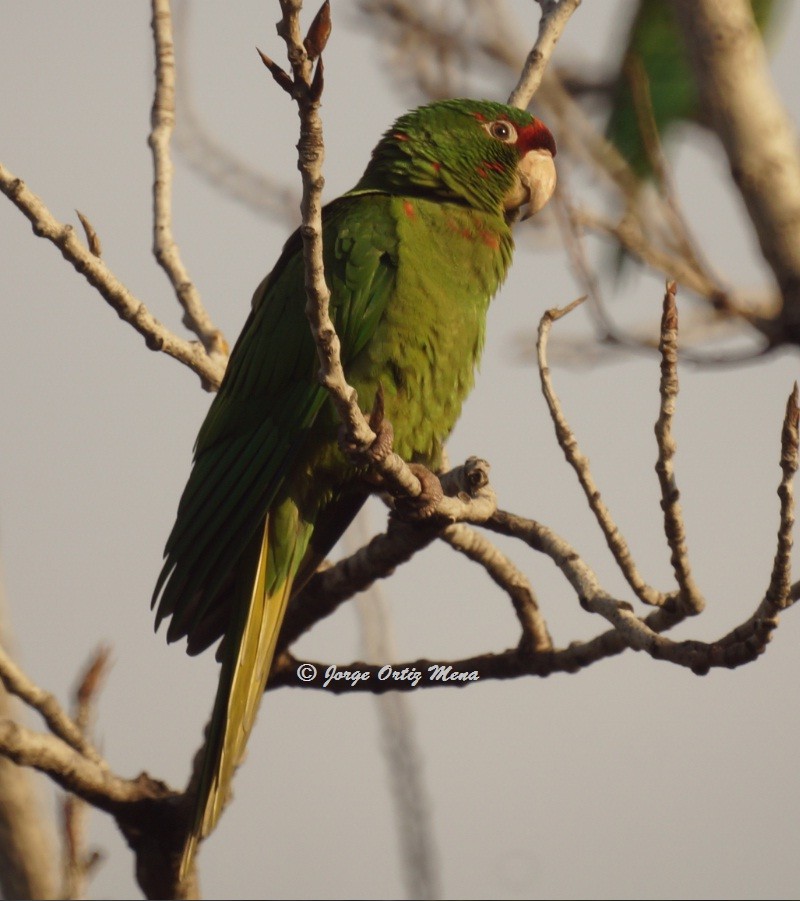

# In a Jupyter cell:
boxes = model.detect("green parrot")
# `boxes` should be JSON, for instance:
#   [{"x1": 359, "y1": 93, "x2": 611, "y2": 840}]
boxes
[
  {"x1": 606, "y1": 0, "x2": 782, "y2": 184},
  {"x1": 152, "y1": 98, "x2": 557, "y2": 873}
]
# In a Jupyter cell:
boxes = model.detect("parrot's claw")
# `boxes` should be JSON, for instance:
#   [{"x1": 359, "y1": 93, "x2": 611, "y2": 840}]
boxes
[
  {"x1": 339, "y1": 416, "x2": 395, "y2": 468},
  {"x1": 393, "y1": 463, "x2": 445, "y2": 520},
  {"x1": 340, "y1": 383, "x2": 396, "y2": 469},
  {"x1": 365, "y1": 383, "x2": 394, "y2": 464},
  {"x1": 366, "y1": 417, "x2": 395, "y2": 464}
]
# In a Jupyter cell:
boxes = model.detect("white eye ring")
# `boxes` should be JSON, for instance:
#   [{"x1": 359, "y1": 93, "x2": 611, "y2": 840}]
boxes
[{"x1": 485, "y1": 119, "x2": 517, "y2": 143}]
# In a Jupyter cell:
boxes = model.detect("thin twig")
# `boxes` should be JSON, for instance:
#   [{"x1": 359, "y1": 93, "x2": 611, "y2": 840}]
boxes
[
  {"x1": 0, "y1": 643, "x2": 105, "y2": 768},
  {"x1": 149, "y1": 0, "x2": 228, "y2": 362},
  {"x1": 552, "y1": 181, "x2": 629, "y2": 345},
  {"x1": 654, "y1": 283, "x2": 705, "y2": 614},
  {"x1": 441, "y1": 523, "x2": 553, "y2": 652},
  {"x1": 708, "y1": 380, "x2": 800, "y2": 663},
  {"x1": 75, "y1": 211, "x2": 102, "y2": 258},
  {"x1": 763, "y1": 383, "x2": 799, "y2": 612},
  {"x1": 536, "y1": 298, "x2": 667, "y2": 606},
  {"x1": 571, "y1": 207, "x2": 728, "y2": 306},
  {"x1": 507, "y1": 0, "x2": 583, "y2": 109},
  {"x1": 62, "y1": 647, "x2": 111, "y2": 900}
]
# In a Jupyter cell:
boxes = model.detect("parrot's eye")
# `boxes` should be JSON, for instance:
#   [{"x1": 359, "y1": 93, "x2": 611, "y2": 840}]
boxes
[{"x1": 486, "y1": 119, "x2": 517, "y2": 143}]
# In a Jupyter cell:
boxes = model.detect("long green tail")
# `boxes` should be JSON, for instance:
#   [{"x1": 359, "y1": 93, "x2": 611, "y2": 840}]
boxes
[{"x1": 180, "y1": 508, "x2": 310, "y2": 878}]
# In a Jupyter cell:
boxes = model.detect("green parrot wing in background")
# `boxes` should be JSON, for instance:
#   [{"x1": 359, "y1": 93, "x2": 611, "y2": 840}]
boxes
[
  {"x1": 151, "y1": 98, "x2": 557, "y2": 875},
  {"x1": 606, "y1": 0, "x2": 782, "y2": 184}
]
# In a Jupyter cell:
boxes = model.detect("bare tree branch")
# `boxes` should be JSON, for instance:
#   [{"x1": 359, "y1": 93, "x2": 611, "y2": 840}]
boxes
[
  {"x1": 0, "y1": 162, "x2": 225, "y2": 390},
  {"x1": 764, "y1": 383, "x2": 799, "y2": 612},
  {"x1": 537, "y1": 296, "x2": 668, "y2": 607},
  {"x1": 0, "y1": 643, "x2": 105, "y2": 768},
  {"x1": 507, "y1": 0, "x2": 583, "y2": 109},
  {"x1": 441, "y1": 523, "x2": 553, "y2": 653},
  {"x1": 149, "y1": 0, "x2": 228, "y2": 363},
  {"x1": 654, "y1": 283, "x2": 705, "y2": 615},
  {"x1": 75, "y1": 210, "x2": 102, "y2": 258}
]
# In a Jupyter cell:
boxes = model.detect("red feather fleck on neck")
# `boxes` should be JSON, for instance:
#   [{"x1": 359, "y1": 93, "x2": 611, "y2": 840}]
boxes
[
  {"x1": 517, "y1": 120, "x2": 557, "y2": 157},
  {"x1": 444, "y1": 215, "x2": 501, "y2": 250},
  {"x1": 475, "y1": 159, "x2": 506, "y2": 179}
]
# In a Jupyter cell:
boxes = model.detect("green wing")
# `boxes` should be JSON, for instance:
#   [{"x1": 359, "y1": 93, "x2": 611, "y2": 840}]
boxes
[{"x1": 152, "y1": 191, "x2": 399, "y2": 654}]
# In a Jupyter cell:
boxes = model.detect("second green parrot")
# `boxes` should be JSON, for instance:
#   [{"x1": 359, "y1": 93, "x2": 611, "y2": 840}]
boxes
[
  {"x1": 606, "y1": 0, "x2": 782, "y2": 184},
  {"x1": 152, "y1": 98, "x2": 557, "y2": 873}
]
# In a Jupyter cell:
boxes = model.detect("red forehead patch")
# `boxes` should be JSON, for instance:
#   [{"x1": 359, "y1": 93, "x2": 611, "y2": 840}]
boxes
[{"x1": 517, "y1": 119, "x2": 557, "y2": 157}]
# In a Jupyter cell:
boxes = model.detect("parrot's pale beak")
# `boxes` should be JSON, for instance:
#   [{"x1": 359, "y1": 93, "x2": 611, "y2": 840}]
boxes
[{"x1": 504, "y1": 148, "x2": 557, "y2": 224}]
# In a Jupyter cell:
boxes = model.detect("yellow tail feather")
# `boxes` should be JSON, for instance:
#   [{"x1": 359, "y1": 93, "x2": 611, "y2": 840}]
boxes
[{"x1": 180, "y1": 513, "x2": 301, "y2": 879}]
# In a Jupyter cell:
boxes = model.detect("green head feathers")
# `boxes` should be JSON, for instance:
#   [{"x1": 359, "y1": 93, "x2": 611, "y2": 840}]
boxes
[{"x1": 354, "y1": 99, "x2": 557, "y2": 218}]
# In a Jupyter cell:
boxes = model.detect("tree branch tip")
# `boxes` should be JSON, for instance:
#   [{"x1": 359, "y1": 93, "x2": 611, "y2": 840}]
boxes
[
  {"x1": 256, "y1": 46, "x2": 274, "y2": 67},
  {"x1": 544, "y1": 294, "x2": 587, "y2": 323},
  {"x1": 661, "y1": 283, "x2": 679, "y2": 332},
  {"x1": 310, "y1": 54, "x2": 325, "y2": 102},
  {"x1": 782, "y1": 384, "x2": 799, "y2": 454},
  {"x1": 75, "y1": 210, "x2": 102, "y2": 257},
  {"x1": 304, "y1": 0, "x2": 332, "y2": 61},
  {"x1": 256, "y1": 47, "x2": 294, "y2": 94},
  {"x1": 75, "y1": 645, "x2": 112, "y2": 706}
]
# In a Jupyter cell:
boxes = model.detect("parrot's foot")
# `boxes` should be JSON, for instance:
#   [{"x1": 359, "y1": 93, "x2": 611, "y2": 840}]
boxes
[
  {"x1": 339, "y1": 384, "x2": 395, "y2": 468},
  {"x1": 367, "y1": 417, "x2": 395, "y2": 464},
  {"x1": 339, "y1": 416, "x2": 395, "y2": 467},
  {"x1": 393, "y1": 463, "x2": 445, "y2": 520}
]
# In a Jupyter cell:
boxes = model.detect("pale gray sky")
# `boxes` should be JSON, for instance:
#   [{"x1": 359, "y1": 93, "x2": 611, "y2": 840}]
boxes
[{"x1": 1, "y1": 2, "x2": 799, "y2": 899}]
